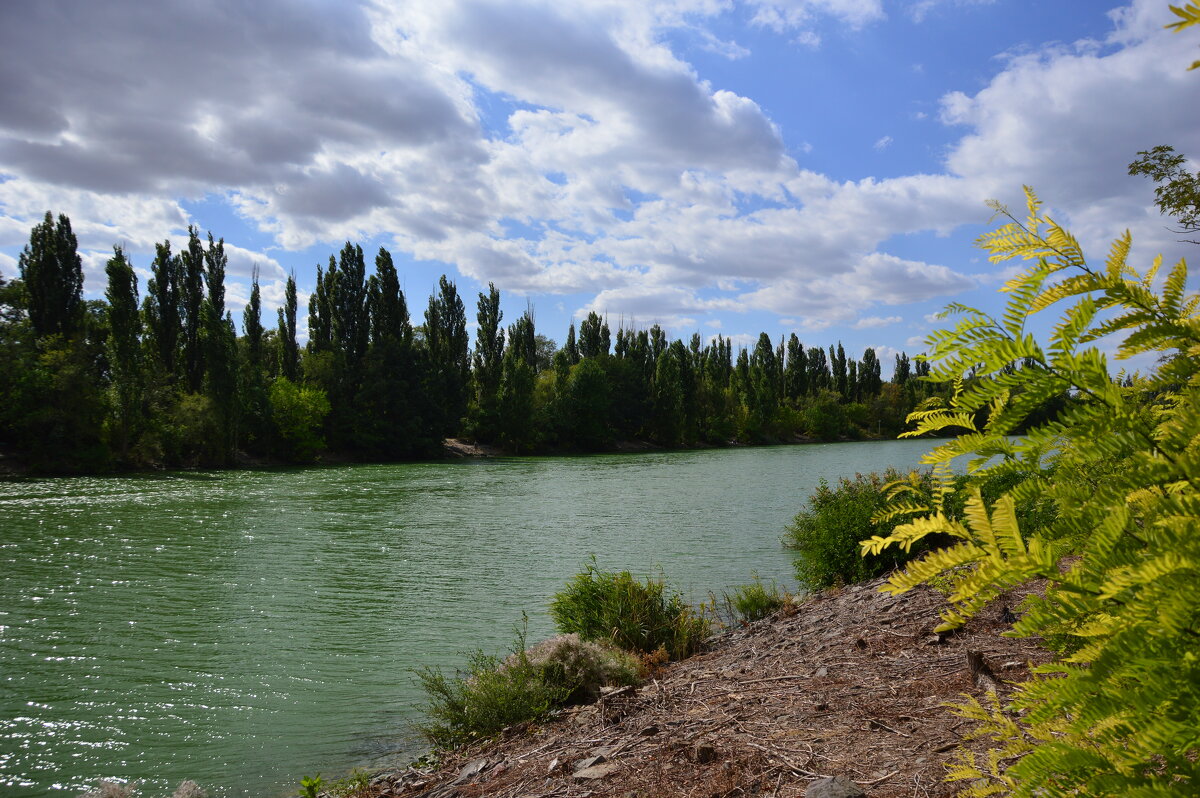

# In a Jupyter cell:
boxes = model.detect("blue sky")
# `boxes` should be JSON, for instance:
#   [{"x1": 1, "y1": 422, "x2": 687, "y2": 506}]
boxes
[{"x1": 0, "y1": 0, "x2": 1196, "y2": 374}]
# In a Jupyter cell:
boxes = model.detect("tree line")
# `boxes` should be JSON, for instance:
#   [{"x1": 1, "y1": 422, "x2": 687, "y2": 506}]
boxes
[{"x1": 0, "y1": 212, "x2": 944, "y2": 472}]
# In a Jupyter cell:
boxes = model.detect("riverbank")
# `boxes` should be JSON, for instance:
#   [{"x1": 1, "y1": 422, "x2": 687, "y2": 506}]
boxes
[
  {"x1": 0, "y1": 431, "x2": 868, "y2": 478},
  {"x1": 365, "y1": 575, "x2": 1048, "y2": 798}
]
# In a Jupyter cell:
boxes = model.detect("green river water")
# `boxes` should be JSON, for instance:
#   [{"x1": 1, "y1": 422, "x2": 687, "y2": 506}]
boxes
[{"x1": 0, "y1": 439, "x2": 937, "y2": 797}]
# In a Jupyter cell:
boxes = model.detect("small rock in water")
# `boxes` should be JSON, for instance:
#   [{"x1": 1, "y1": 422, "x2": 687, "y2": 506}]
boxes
[{"x1": 807, "y1": 775, "x2": 867, "y2": 798}]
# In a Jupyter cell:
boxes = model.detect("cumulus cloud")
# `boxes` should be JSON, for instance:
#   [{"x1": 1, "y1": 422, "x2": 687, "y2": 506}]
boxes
[
  {"x1": 853, "y1": 315, "x2": 902, "y2": 329},
  {"x1": 0, "y1": 0, "x2": 1193, "y2": 335}
]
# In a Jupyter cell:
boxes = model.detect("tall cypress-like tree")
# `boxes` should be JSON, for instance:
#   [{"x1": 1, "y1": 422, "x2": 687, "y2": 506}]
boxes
[
  {"x1": 356, "y1": 249, "x2": 421, "y2": 457},
  {"x1": 241, "y1": 269, "x2": 270, "y2": 453},
  {"x1": 509, "y1": 308, "x2": 536, "y2": 369},
  {"x1": 785, "y1": 333, "x2": 808, "y2": 399},
  {"x1": 105, "y1": 246, "x2": 142, "y2": 457},
  {"x1": 309, "y1": 257, "x2": 336, "y2": 354},
  {"x1": 424, "y1": 275, "x2": 469, "y2": 437},
  {"x1": 180, "y1": 225, "x2": 206, "y2": 392},
  {"x1": 333, "y1": 242, "x2": 369, "y2": 369},
  {"x1": 859, "y1": 347, "x2": 882, "y2": 396},
  {"x1": 578, "y1": 311, "x2": 610, "y2": 358},
  {"x1": 893, "y1": 353, "x2": 911, "y2": 387},
  {"x1": 807, "y1": 345, "x2": 829, "y2": 392},
  {"x1": 832, "y1": 342, "x2": 848, "y2": 399},
  {"x1": 564, "y1": 323, "x2": 579, "y2": 364},
  {"x1": 145, "y1": 240, "x2": 181, "y2": 378},
  {"x1": 369, "y1": 248, "x2": 410, "y2": 345},
  {"x1": 278, "y1": 273, "x2": 299, "y2": 381},
  {"x1": 205, "y1": 232, "x2": 226, "y2": 320},
  {"x1": 472, "y1": 282, "x2": 504, "y2": 441},
  {"x1": 19, "y1": 211, "x2": 83, "y2": 339}
]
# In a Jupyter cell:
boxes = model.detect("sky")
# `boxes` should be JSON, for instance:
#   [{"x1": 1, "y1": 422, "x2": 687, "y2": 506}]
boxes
[{"x1": 0, "y1": 0, "x2": 1197, "y2": 373}]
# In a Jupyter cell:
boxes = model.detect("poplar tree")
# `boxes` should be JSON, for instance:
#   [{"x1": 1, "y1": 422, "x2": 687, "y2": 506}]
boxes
[
  {"x1": 241, "y1": 269, "x2": 268, "y2": 451},
  {"x1": 145, "y1": 240, "x2": 181, "y2": 378},
  {"x1": 423, "y1": 275, "x2": 469, "y2": 437},
  {"x1": 180, "y1": 226, "x2": 206, "y2": 392},
  {"x1": 105, "y1": 246, "x2": 142, "y2": 457},
  {"x1": 859, "y1": 347, "x2": 882, "y2": 396},
  {"x1": 578, "y1": 311, "x2": 610, "y2": 358},
  {"x1": 277, "y1": 273, "x2": 299, "y2": 381},
  {"x1": 785, "y1": 333, "x2": 808, "y2": 399},
  {"x1": 472, "y1": 282, "x2": 504, "y2": 441},
  {"x1": 564, "y1": 323, "x2": 579, "y2": 364},
  {"x1": 19, "y1": 211, "x2": 83, "y2": 339}
]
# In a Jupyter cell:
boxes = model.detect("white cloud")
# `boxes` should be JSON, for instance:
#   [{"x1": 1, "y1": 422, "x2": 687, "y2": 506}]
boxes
[
  {"x1": 745, "y1": 0, "x2": 885, "y2": 33},
  {"x1": 938, "y1": 0, "x2": 1200, "y2": 266},
  {"x1": 0, "y1": 0, "x2": 1192, "y2": 335},
  {"x1": 853, "y1": 315, "x2": 902, "y2": 329},
  {"x1": 0, "y1": 251, "x2": 17, "y2": 279},
  {"x1": 873, "y1": 135, "x2": 893, "y2": 150}
]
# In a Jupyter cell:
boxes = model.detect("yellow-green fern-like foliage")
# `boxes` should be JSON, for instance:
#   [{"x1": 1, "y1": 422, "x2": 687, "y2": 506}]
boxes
[{"x1": 861, "y1": 186, "x2": 1200, "y2": 797}]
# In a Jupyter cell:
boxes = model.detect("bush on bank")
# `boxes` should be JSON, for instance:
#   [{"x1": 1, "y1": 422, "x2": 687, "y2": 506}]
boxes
[
  {"x1": 549, "y1": 561, "x2": 710, "y2": 660},
  {"x1": 785, "y1": 466, "x2": 1060, "y2": 591}
]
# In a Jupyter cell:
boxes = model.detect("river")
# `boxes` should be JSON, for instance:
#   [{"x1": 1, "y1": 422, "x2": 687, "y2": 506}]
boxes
[{"x1": 0, "y1": 439, "x2": 937, "y2": 797}]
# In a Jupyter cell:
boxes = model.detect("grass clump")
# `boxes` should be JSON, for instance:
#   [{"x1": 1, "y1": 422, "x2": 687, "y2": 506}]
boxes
[
  {"x1": 516, "y1": 633, "x2": 640, "y2": 703},
  {"x1": 416, "y1": 622, "x2": 639, "y2": 749},
  {"x1": 549, "y1": 561, "x2": 710, "y2": 660},
  {"x1": 728, "y1": 575, "x2": 787, "y2": 622}
]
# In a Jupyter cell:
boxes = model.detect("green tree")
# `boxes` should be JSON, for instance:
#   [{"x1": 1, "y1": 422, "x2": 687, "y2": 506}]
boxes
[
  {"x1": 241, "y1": 269, "x2": 269, "y2": 454},
  {"x1": 180, "y1": 226, "x2": 206, "y2": 392},
  {"x1": 578, "y1": 311, "x2": 610, "y2": 358},
  {"x1": 144, "y1": 240, "x2": 182, "y2": 379},
  {"x1": 423, "y1": 275, "x2": 470, "y2": 437},
  {"x1": 497, "y1": 342, "x2": 535, "y2": 450},
  {"x1": 18, "y1": 211, "x2": 83, "y2": 340},
  {"x1": 858, "y1": 347, "x2": 882, "y2": 397},
  {"x1": 269, "y1": 377, "x2": 330, "y2": 463},
  {"x1": 104, "y1": 247, "x2": 143, "y2": 459},
  {"x1": 565, "y1": 357, "x2": 611, "y2": 448},
  {"x1": 784, "y1": 333, "x2": 807, "y2": 400},
  {"x1": 471, "y1": 283, "x2": 504, "y2": 441},
  {"x1": 1128, "y1": 144, "x2": 1200, "y2": 242},
  {"x1": 277, "y1": 273, "x2": 299, "y2": 381}
]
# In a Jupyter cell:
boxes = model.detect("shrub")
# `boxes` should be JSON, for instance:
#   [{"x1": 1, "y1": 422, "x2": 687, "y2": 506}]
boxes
[
  {"x1": 785, "y1": 468, "x2": 942, "y2": 589},
  {"x1": 549, "y1": 562, "x2": 710, "y2": 660},
  {"x1": 416, "y1": 643, "x2": 569, "y2": 750},
  {"x1": 728, "y1": 575, "x2": 786, "y2": 622},
  {"x1": 513, "y1": 633, "x2": 640, "y2": 704}
]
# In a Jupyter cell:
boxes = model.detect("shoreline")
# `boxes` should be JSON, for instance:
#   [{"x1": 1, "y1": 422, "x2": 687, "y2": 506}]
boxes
[
  {"x1": 1, "y1": 432, "x2": 940, "y2": 480},
  {"x1": 361, "y1": 575, "x2": 1048, "y2": 798}
]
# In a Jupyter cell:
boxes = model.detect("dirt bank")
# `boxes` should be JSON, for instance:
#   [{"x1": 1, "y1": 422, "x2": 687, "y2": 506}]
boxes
[{"x1": 370, "y1": 576, "x2": 1048, "y2": 798}]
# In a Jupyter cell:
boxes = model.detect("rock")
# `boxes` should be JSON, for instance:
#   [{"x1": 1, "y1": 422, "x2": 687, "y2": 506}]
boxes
[
  {"x1": 572, "y1": 763, "x2": 619, "y2": 781},
  {"x1": 691, "y1": 743, "x2": 717, "y2": 764},
  {"x1": 814, "y1": 665, "x2": 829, "y2": 678},
  {"x1": 573, "y1": 754, "x2": 608, "y2": 772},
  {"x1": 452, "y1": 759, "x2": 489, "y2": 785},
  {"x1": 806, "y1": 775, "x2": 866, "y2": 798},
  {"x1": 547, "y1": 758, "x2": 563, "y2": 774}
]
